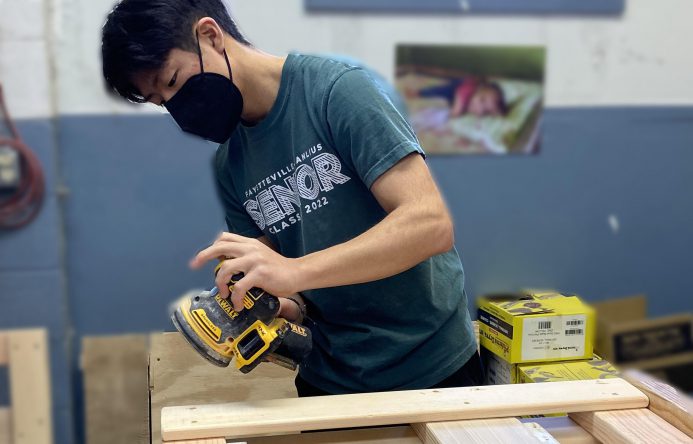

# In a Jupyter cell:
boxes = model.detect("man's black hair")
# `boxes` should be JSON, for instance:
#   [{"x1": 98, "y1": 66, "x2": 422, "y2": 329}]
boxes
[{"x1": 101, "y1": 0, "x2": 250, "y2": 103}]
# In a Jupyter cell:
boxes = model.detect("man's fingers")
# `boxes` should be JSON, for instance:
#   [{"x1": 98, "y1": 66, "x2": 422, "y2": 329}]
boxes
[
  {"x1": 214, "y1": 258, "x2": 249, "y2": 298},
  {"x1": 230, "y1": 273, "x2": 257, "y2": 312},
  {"x1": 216, "y1": 232, "x2": 256, "y2": 244},
  {"x1": 190, "y1": 242, "x2": 251, "y2": 269}
]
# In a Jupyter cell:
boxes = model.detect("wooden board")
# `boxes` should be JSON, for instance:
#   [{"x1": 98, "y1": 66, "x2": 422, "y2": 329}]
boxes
[
  {"x1": 161, "y1": 378, "x2": 648, "y2": 441},
  {"x1": 413, "y1": 418, "x2": 543, "y2": 443},
  {"x1": 522, "y1": 422, "x2": 559, "y2": 444},
  {"x1": 0, "y1": 333, "x2": 8, "y2": 366},
  {"x1": 520, "y1": 417, "x2": 598, "y2": 444},
  {"x1": 8, "y1": 329, "x2": 53, "y2": 444},
  {"x1": 150, "y1": 332, "x2": 297, "y2": 444},
  {"x1": 623, "y1": 369, "x2": 693, "y2": 439},
  {"x1": 81, "y1": 334, "x2": 149, "y2": 444},
  {"x1": 0, "y1": 407, "x2": 11, "y2": 444},
  {"x1": 164, "y1": 439, "x2": 228, "y2": 444},
  {"x1": 245, "y1": 427, "x2": 421, "y2": 444},
  {"x1": 570, "y1": 408, "x2": 692, "y2": 444}
]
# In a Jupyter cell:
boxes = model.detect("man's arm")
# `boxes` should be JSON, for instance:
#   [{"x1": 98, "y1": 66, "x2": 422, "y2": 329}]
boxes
[
  {"x1": 191, "y1": 153, "x2": 454, "y2": 311},
  {"x1": 296, "y1": 153, "x2": 452, "y2": 289},
  {"x1": 257, "y1": 235, "x2": 305, "y2": 323}
]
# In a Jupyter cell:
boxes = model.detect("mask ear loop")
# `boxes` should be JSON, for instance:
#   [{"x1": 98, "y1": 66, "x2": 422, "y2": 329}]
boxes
[
  {"x1": 195, "y1": 30, "x2": 205, "y2": 73},
  {"x1": 223, "y1": 48, "x2": 233, "y2": 81},
  {"x1": 195, "y1": 29, "x2": 234, "y2": 81}
]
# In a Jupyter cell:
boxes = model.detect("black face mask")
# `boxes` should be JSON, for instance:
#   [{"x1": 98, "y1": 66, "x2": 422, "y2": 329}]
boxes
[{"x1": 165, "y1": 34, "x2": 244, "y2": 144}]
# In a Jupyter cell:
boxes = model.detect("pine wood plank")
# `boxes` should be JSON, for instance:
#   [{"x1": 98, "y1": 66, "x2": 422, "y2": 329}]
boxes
[
  {"x1": 0, "y1": 407, "x2": 11, "y2": 444},
  {"x1": 520, "y1": 417, "x2": 598, "y2": 444},
  {"x1": 8, "y1": 329, "x2": 53, "y2": 444},
  {"x1": 413, "y1": 418, "x2": 542, "y2": 443},
  {"x1": 522, "y1": 422, "x2": 559, "y2": 444},
  {"x1": 163, "y1": 439, "x2": 228, "y2": 444},
  {"x1": 161, "y1": 378, "x2": 648, "y2": 441},
  {"x1": 81, "y1": 335, "x2": 149, "y2": 444},
  {"x1": 150, "y1": 332, "x2": 297, "y2": 444},
  {"x1": 570, "y1": 409, "x2": 692, "y2": 444},
  {"x1": 244, "y1": 426, "x2": 420, "y2": 443},
  {"x1": 0, "y1": 333, "x2": 8, "y2": 366},
  {"x1": 623, "y1": 369, "x2": 693, "y2": 438}
]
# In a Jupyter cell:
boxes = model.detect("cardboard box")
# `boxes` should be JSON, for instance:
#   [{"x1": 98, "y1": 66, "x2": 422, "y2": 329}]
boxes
[
  {"x1": 482, "y1": 347, "x2": 518, "y2": 385},
  {"x1": 517, "y1": 357, "x2": 619, "y2": 383},
  {"x1": 482, "y1": 348, "x2": 618, "y2": 386},
  {"x1": 477, "y1": 292, "x2": 595, "y2": 364},
  {"x1": 644, "y1": 357, "x2": 693, "y2": 392},
  {"x1": 593, "y1": 295, "x2": 693, "y2": 365},
  {"x1": 517, "y1": 356, "x2": 619, "y2": 417}
]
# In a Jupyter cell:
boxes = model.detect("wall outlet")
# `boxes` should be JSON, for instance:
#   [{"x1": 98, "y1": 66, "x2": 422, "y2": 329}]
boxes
[{"x1": 0, "y1": 145, "x2": 20, "y2": 190}]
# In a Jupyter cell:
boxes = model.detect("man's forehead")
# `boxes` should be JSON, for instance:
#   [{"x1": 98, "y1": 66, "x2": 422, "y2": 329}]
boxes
[{"x1": 130, "y1": 69, "x2": 160, "y2": 100}]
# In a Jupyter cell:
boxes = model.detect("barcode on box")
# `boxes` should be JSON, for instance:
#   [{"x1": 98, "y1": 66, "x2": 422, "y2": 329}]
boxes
[
  {"x1": 565, "y1": 329, "x2": 584, "y2": 336},
  {"x1": 538, "y1": 321, "x2": 552, "y2": 329},
  {"x1": 566, "y1": 320, "x2": 584, "y2": 326}
]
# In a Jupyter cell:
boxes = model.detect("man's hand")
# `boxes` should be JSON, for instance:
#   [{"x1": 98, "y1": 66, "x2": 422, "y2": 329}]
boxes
[{"x1": 190, "y1": 232, "x2": 300, "y2": 311}]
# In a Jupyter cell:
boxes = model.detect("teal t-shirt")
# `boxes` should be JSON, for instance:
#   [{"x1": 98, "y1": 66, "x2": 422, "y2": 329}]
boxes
[{"x1": 215, "y1": 54, "x2": 476, "y2": 394}]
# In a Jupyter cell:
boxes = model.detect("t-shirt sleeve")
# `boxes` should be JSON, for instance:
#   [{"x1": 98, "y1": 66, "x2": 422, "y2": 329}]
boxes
[
  {"x1": 325, "y1": 68, "x2": 425, "y2": 188},
  {"x1": 214, "y1": 148, "x2": 264, "y2": 238}
]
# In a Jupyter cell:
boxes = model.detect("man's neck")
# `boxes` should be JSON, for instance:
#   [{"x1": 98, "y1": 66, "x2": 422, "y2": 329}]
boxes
[{"x1": 227, "y1": 37, "x2": 285, "y2": 124}]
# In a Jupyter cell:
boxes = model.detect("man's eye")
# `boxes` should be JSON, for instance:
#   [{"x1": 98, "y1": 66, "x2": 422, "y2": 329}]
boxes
[{"x1": 167, "y1": 71, "x2": 178, "y2": 88}]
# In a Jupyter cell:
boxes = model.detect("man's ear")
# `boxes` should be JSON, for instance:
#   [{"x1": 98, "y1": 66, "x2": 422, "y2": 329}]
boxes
[{"x1": 196, "y1": 17, "x2": 225, "y2": 55}]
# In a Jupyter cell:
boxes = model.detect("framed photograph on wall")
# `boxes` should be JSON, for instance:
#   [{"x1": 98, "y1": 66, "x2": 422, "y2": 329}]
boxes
[
  {"x1": 396, "y1": 45, "x2": 546, "y2": 155},
  {"x1": 305, "y1": 0, "x2": 624, "y2": 15}
]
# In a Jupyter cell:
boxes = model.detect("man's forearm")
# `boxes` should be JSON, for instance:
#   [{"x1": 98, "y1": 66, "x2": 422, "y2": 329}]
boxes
[
  {"x1": 278, "y1": 293, "x2": 305, "y2": 323},
  {"x1": 295, "y1": 203, "x2": 453, "y2": 292}
]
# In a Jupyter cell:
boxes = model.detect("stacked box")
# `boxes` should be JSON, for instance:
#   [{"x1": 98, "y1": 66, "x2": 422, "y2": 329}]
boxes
[
  {"x1": 516, "y1": 356, "x2": 620, "y2": 417},
  {"x1": 592, "y1": 294, "x2": 693, "y2": 391},
  {"x1": 478, "y1": 291, "x2": 596, "y2": 385},
  {"x1": 478, "y1": 292, "x2": 595, "y2": 364},
  {"x1": 517, "y1": 356, "x2": 619, "y2": 383}
]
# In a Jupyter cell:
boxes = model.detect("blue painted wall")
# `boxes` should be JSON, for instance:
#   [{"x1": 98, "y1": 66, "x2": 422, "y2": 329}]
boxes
[
  {"x1": 432, "y1": 107, "x2": 693, "y2": 316},
  {"x1": 60, "y1": 107, "x2": 693, "y2": 330},
  {"x1": 2, "y1": 106, "x2": 692, "y2": 443},
  {"x1": 58, "y1": 115, "x2": 224, "y2": 335},
  {"x1": 0, "y1": 119, "x2": 74, "y2": 444}
]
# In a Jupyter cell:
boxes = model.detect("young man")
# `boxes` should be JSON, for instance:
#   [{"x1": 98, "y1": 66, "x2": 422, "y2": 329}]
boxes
[{"x1": 102, "y1": 0, "x2": 481, "y2": 396}]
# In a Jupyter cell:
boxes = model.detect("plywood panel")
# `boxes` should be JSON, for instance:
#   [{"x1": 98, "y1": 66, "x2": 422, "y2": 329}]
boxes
[
  {"x1": 150, "y1": 332, "x2": 297, "y2": 444},
  {"x1": 82, "y1": 335, "x2": 149, "y2": 444},
  {"x1": 0, "y1": 333, "x2": 8, "y2": 366},
  {"x1": 623, "y1": 369, "x2": 693, "y2": 439},
  {"x1": 0, "y1": 407, "x2": 11, "y2": 444},
  {"x1": 413, "y1": 418, "x2": 542, "y2": 443},
  {"x1": 570, "y1": 409, "x2": 692, "y2": 444},
  {"x1": 8, "y1": 329, "x2": 52, "y2": 444},
  {"x1": 161, "y1": 378, "x2": 647, "y2": 441}
]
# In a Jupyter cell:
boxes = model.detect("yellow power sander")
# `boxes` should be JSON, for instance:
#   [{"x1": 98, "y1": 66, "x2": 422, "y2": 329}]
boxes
[{"x1": 170, "y1": 263, "x2": 312, "y2": 373}]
